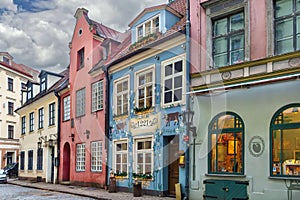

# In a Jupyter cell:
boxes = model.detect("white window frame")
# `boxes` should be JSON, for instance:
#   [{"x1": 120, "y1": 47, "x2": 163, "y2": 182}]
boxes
[
  {"x1": 134, "y1": 137, "x2": 153, "y2": 175},
  {"x1": 114, "y1": 76, "x2": 129, "y2": 116},
  {"x1": 113, "y1": 140, "x2": 128, "y2": 175},
  {"x1": 91, "y1": 141, "x2": 103, "y2": 172},
  {"x1": 76, "y1": 88, "x2": 86, "y2": 117},
  {"x1": 136, "y1": 14, "x2": 160, "y2": 41},
  {"x1": 76, "y1": 143, "x2": 85, "y2": 171},
  {"x1": 92, "y1": 80, "x2": 104, "y2": 112},
  {"x1": 41, "y1": 77, "x2": 46, "y2": 92},
  {"x1": 135, "y1": 66, "x2": 155, "y2": 109},
  {"x1": 161, "y1": 54, "x2": 185, "y2": 107},
  {"x1": 63, "y1": 96, "x2": 70, "y2": 121}
]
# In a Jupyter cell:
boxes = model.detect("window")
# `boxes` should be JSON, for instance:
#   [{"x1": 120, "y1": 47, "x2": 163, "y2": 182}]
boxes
[
  {"x1": 76, "y1": 143, "x2": 85, "y2": 171},
  {"x1": 27, "y1": 84, "x2": 32, "y2": 100},
  {"x1": 136, "y1": 15, "x2": 159, "y2": 41},
  {"x1": 162, "y1": 56, "x2": 184, "y2": 105},
  {"x1": 8, "y1": 102, "x2": 14, "y2": 115},
  {"x1": 28, "y1": 150, "x2": 33, "y2": 170},
  {"x1": 213, "y1": 12, "x2": 245, "y2": 68},
  {"x1": 208, "y1": 112, "x2": 244, "y2": 174},
  {"x1": 49, "y1": 103, "x2": 55, "y2": 126},
  {"x1": 114, "y1": 141, "x2": 128, "y2": 175},
  {"x1": 38, "y1": 108, "x2": 44, "y2": 129},
  {"x1": 271, "y1": 104, "x2": 300, "y2": 176},
  {"x1": 274, "y1": 0, "x2": 300, "y2": 54},
  {"x1": 20, "y1": 151, "x2": 25, "y2": 170},
  {"x1": 76, "y1": 88, "x2": 85, "y2": 117},
  {"x1": 136, "y1": 68, "x2": 154, "y2": 109},
  {"x1": 8, "y1": 125, "x2": 14, "y2": 139},
  {"x1": 114, "y1": 78, "x2": 129, "y2": 116},
  {"x1": 8, "y1": 77, "x2": 13, "y2": 91},
  {"x1": 135, "y1": 139, "x2": 153, "y2": 175},
  {"x1": 63, "y1": 96, "x2": 70, "y2": 121},
  {"x1": 21, "y1": 116, "x2": 26, "y2": 135},
  {"x1": 37, "y1": 148, "x2": 43, "y2": 170},
  {"x1": 40, "y1": 77, "x2": 46, "y2": 92},
  {"x1": 92, "y1": 81, "x2": 104, "y2": 112},
  {"x1": 91, "y1": 141, "x2": 102, "y2": 172},
  {"x1": 3, "y1": 56, "x2": 9, "y2": 64},
  {"x1": 77, "y1": 47, "x2": 85, "y2": 70},
  {"x1": 29, "y1": 112, "x2": 34, "y2": 132}
]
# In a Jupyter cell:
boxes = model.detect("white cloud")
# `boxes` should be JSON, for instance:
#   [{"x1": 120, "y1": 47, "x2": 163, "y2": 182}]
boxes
[{"x1": 0, "y1": 0, "x2": 167, "y2": 72}]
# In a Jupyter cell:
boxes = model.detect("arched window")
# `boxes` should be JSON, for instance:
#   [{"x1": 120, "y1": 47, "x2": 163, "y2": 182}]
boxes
[
  {"x1": 270, "y1": 104, "x2": 300, "y2": 176},
  {"x1": 208, "y1": 112, "x2": 244, "y2": 174}
]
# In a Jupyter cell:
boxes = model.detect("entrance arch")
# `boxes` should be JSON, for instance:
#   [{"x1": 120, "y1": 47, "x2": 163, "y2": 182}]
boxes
[{"x1": 62, "y1": 142, "x2": 71, "y2": 181}]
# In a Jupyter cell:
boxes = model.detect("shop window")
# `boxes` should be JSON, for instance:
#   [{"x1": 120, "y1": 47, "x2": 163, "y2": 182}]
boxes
[
  {"x1": 274, "y1": 0, "x2": 300, "y2": 55},
  {"x1": 270, "y1": 104, "x2": 300, "y2": 176},
  {"x1": 208, "y1": 112, "x2": 244, "y2": 174}
]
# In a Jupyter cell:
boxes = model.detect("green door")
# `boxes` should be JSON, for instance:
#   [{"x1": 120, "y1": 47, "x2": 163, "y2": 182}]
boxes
[{"x1": 204, "y1": 179, "x2": 248, "y2": 200}]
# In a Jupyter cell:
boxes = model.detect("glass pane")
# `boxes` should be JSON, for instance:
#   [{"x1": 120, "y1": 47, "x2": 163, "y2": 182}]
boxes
[
  {"x1": 145, "y1": 21, "x2": 151, "y2": 35},
  {"x1": 282, "y1": 129, "x2": 300, "y2": 175},
  {"x1": 297, "y1": 35, "x2": 300, "y2": 50},
  {"x1": 145, "y1": 153, "x2": 151, "y2": 163},
  {"x1": 137, "y1": 153, "x2": 143, "y2": 163},
  {"x1": 275, "y1": 0, "x2": 293, "y2": 18},
  {"x1": 210, "y1": 134, "x2": 217, "y2": 172},
  {"x1": 272, "y1": 129, "x2": 281, "y2": 175},
  {"x1": 218, "y1": 115, "x2": 235, "y2": 129},
  {"x1": 230, "y1": 34, "x2": 244, "y2": 51},
  {"x1": 214, "y1": 18, "x2": 227, "y2": 36},
  {"x1": 164, "y1": 92, "x2": 172, "y2": 104},
  {"x1": 138, "y1": 142, "x2": 143, "y2": 150},
  {"x1": 175, "y1": 61, "x2": 183, "y2": 73},
  {"x1": 122, "y1": 164, "x2": 127, "y2": 173},
  {"x1": 137, "y1": 164, "x2": 143, "y2": 173},
  {"x1": 214, "y1": 37, "x2": 227, "y2": 54},
  {"x1": 277, "y1": 38, "x2": 293, "y2": 54},
  {"x1": 165, "y1": 79, "x2": 172, "y2": 91},
  {"x1": 139, "y1": 75, "x2": 145, "y2": 86},
  {"x1": 145, "y1": 164, "x2": 151, "y2": 174},
  {"x1": 122, "y1": 154, "x2": 127, "y2": 163},
  {"x1": 138, "y1": 88, "x2": 144, "y2": 99},
  {"x1": 146, "y1": 72, "x2": 152, "y2": 83},
  {"x1": 145, "y1": 141, "x2": 151, "y2": 149},
  {"x1": 276, "y1": 18, "x2": 293, "y2": 39},
  {"x1": 122, "y1": 143, "x2": 127, "y2": 150},
  {"x1": 174, "y1": 89, "x2": 182, "y2": 101},
  {"x1": 117, "y1": 83, "x2": 122, "y2": 93},
  {"x1": 123, "y1": 81, "x2": 128, "y2": 91},
  {"x1": 165, "y1": 64, "x2": 172, "y2": 76},
  {"x1": 117, "y1": 144, "x2": 121, "y2": 151},
  {"x1": 231, "y1": 50, "x2": 244, "y2": 64},
  {"x1": 116, "y1": 154, "x2": 121, "y2": 163},
  {"x1": 230, "y1": 13, "x2": 244, "y2": 31},
  {"x1": 297, "y1": 0, "x2": 300, "y2": 12},
  {"x1": 116, "y1": 164, "x2": 121, "y2": 172},
  {"x1": 174, "y1": 76, "x2": 182, "y2": 89},
  {"x1": 214, "y1": 54, "x2": 227, "y2": 68},
  {"x1": 282, "y1": 107, "x2": 300, "y2": 123}
]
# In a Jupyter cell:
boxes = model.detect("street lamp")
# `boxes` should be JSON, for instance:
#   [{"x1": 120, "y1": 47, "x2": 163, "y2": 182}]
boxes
[{"x1": 182, "y1": 110, "x2": 197, "y2": 181}]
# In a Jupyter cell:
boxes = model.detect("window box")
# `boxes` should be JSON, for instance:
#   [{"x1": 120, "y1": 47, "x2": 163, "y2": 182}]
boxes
[
  {"x1": 134, "y1": 106, "x2": 154, "y2": 115},
  {"x1": 132, "y1": 173, "x2": 153, "y2": 181}
]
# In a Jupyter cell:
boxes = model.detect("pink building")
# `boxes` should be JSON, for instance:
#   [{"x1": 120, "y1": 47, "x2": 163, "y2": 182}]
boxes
[{"x1": 59, "y1": 8, "x2": 119, "y2": 187}]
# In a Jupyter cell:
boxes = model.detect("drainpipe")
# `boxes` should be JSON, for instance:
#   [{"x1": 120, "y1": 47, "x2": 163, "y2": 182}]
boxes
[
  {"x1": 184, "y1": 0, "x2": 191, "y2": 199},
  {"x1": 104, "y1": 66, "x2": 110, "y2": 187},
  {"x1": 54, "y1": 91, "x2": 61, "y2": 184}
]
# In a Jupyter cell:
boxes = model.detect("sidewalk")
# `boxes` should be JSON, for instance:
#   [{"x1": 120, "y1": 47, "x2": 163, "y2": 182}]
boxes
[{"x1": 7, "y1": 178, "x2": 175, "y2": 200}]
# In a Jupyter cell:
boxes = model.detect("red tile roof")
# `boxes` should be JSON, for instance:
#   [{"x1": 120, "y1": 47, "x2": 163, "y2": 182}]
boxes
[{"x1": 0, "y1": 60, "x2": 36, "y2": 78}]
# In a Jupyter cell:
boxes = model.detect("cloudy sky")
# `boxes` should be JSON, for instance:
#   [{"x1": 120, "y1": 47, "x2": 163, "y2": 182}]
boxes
[{"x1": 0, "y1": 0, "x2": 166, "y2": 72}]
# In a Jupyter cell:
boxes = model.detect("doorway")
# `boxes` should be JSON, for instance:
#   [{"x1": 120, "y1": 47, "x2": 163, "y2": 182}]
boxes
[
  {"x1": 167, "y1": 135, "x2": 179, "y2": 196},
  {"x1": 62, "y1": 142, "x2": 70, "y2": 181}
]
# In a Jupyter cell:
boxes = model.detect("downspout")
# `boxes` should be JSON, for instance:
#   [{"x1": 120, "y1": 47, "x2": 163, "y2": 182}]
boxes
[
  {"x1": 54, "y1": 91, "x2": 61, "y2": 184},
  {"x1": 104, "y1": 66, "x2": 110, "y2": 187},
  {"x1": 184, "y1": 0, "x2": 191, "y2": 199}
]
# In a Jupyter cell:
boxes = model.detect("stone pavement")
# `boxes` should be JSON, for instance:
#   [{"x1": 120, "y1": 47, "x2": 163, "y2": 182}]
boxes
[{"x1": 7, "y1": 178, "x2": 175, "y2": 200}]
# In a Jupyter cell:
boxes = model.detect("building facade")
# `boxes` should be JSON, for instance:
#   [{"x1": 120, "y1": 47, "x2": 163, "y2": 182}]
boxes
[
  {"x1": 0, "y1": 52, "x2": 37, "y2": 169},
  {"x1": 16, "y1": 70, "x2": 67, "y2": 183},
  {"x1": 59, "y1": 8, "x2": 114, "y2": 187},
  {"x1": 189, "y1": 0, "x2": 300, "y2": 199},
  {"x1": 106, "y1": 0, "x2": 189, "y2": 197}
]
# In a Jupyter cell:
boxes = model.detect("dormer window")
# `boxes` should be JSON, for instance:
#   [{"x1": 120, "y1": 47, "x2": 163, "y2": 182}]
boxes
[
  {"x1": 27, "y1": 83, "x2": 32, "y2": 100},
  {"x1": 137, "y1": 15, "x2": 159, "y2": 41},
  {"x1": 40, "y1": 77, "x2": 46, "y2": 92},
  {"x1": 3, "y1": 56, "x2": 10, "y2": 65},
  {"x1": 77, "y1": 47, "x2": 85, "y2": 70}
]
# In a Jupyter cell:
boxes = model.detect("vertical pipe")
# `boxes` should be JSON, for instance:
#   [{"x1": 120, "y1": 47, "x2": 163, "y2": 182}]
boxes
[{"x1": 185, "y1": 0, "x2": 191, "y2": 199}]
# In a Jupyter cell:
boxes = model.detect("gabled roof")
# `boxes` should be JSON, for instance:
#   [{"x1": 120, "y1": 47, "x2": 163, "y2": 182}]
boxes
[
  {"x1": 15, "y1": 68, "x2": 69, "y2": 112},
  {"x1": 128, "y1": 3, "x2": 183, "y2": 27},
  {"x1": 88, "y1": 18, "x2": 120, "y2": 40},
  {"x1": 0, "y1": 60, "x2": 35, "y2": 78}
]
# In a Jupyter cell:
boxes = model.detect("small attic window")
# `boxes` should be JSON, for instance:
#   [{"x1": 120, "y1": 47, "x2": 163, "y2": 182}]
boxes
[
  {"x1": 137, "y1": 15, "x2": 160, "y2": 41},
  {"x1": 78, "y1": 28, "x2": 83, "y2": 36},
  {"x1": 3, "y1": 56, "x2": 10, "y2": 64}
]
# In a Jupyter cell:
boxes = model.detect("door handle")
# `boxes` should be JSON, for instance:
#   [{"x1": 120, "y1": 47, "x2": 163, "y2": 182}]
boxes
[{"x1": 222, "y1": 187, "x2": 229, "y2": 192}]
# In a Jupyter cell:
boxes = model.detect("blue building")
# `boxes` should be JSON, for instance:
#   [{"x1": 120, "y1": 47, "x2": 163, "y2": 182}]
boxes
[{"x1": 105, "y1": 0, "x2": 189, "y2": 197}]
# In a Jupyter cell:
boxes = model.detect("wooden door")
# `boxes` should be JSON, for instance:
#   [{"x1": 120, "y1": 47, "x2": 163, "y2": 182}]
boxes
[{"x1": 168, "y1": 140, "x2": 179, "y2": 195}]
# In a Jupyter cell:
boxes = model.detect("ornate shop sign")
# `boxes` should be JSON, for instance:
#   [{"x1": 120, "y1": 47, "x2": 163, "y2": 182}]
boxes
[
  {"x1": 249, "y1": 136, "x2": 265, "y2": 157},
  {"x1": 130, "y1": 114, "x2": 159, "y2": 135}
]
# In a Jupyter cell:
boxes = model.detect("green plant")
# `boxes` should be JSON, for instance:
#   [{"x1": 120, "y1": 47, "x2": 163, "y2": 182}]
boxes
[
  {"x1": 132, "y1": 173, "x2": 153, "y2": 180},
  {"x1": 114, "y1": 171, "x2": 127, "y2": 177},
  {"x1": 134, "y1": 106, "x2": 152, "y2": 113}
]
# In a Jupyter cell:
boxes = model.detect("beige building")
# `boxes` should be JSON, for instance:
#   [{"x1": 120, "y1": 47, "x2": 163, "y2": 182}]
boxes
[
  {"x1": 0, "y1": 52, "x2": 38, "y2": 169},
  {"x1": 15, "y1": 69, "x2": 68, "y2": 183}
]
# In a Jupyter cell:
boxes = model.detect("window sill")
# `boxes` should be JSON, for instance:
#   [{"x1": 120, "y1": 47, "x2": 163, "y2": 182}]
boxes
[
  {"x1": 115, "y1": 176, "x2": 128, "y2": 179},
  {"x1": 48, "y1": 125, "x2": 56, "y2": 128},
  {"x1": 269, "y1": 176, "x2": 300, "y2": 180},
  {"x1": 113, "y1": 114, "x2": 128, "y2": 120},
  {"x1": 205, "y1": 173, "x2": 246, "y2": 178}
]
